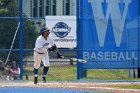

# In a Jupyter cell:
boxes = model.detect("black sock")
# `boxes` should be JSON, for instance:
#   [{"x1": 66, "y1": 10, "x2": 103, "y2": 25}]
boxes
[
  {"x1": 42, "y1": 66, "x2": 49, "y2": 77},
  {"x1": 34, "y1": 68, "x2": 38, "y2": 77}
]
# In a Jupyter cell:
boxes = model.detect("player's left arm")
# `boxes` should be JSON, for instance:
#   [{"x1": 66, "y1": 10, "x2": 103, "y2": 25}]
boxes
[
  {"x1": 48, "y1": 36, "x2": 63, "y2": 58},
  {"x1": 48, "y1": 44, "x2": 62, "y2": 58}
]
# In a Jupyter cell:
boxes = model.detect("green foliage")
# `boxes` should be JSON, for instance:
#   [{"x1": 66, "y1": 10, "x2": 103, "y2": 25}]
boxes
[
  {"x1": 0, "y1": 0, "x2": 11, "y2": 8},
  {"x1": 0, "y1": 0, "x2": 38, "y2": 62},
  {"x1": 23, "y1": 19, "x2": 38, "y2": 49}
]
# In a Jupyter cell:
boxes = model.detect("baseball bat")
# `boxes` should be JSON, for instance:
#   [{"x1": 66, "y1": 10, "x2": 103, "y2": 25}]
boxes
[
  {"x1": 61, "y1": 56, "x2": 88, "y2": 64},
  {"x1": 55, "y1": 49, "x2": 87, "y2": 64}
]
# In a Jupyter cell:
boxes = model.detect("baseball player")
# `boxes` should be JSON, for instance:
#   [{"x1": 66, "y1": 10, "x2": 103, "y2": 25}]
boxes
[{"x1": 34, "y1": 26, "x2": 62, "y2": 84}]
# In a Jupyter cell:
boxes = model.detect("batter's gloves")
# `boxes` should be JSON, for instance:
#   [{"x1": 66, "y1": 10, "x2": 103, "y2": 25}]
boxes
[{"x1": 57, "y1": 52, "x2": 64, "y2": 58}]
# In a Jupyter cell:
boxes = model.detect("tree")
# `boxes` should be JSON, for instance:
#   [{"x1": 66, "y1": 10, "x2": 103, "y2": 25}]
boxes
[
  {"x1": 0, "y1": 0, "x2": 11, "y2": 8},
  {"x1": 0, "y1": 0, "x2": 38, "y2": 62}
]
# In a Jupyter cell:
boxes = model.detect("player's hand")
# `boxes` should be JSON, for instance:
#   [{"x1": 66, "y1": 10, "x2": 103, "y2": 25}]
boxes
[
  {"x1": 57, "y1": 52, "x2": 64, "y2": 58},
  {"x1": 59, "y1": 55, "x2": 65, "y2": 58}
]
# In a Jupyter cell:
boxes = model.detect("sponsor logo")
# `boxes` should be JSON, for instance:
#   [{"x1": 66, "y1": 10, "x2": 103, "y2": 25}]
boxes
[{"x1": 52, "y1": 22, "x2": 71, "y2": 38}]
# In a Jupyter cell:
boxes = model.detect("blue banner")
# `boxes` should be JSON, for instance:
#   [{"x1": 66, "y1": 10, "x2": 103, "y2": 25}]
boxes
[{"x1": 79, "y1": 0, "x2": 140, "y2": 69}]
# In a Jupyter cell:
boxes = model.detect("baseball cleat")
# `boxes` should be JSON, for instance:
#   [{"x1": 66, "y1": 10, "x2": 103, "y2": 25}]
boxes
[
  {"x1": 42, "y1": 77, "x2": 46, "y2": 83},
  {"x1": 34, "y1": 76, "x2": 38, "y2": 84}
]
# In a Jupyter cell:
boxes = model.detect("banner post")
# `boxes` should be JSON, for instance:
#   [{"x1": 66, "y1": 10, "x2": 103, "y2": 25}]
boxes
[{"x1": 19, "y1": 0, "x2": 23, "y2": 80}]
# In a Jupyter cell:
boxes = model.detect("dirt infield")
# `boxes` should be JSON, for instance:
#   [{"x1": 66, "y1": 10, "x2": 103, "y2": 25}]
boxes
[{"x1": 0, "y1": 81, "x2": 140, "y2": 93}]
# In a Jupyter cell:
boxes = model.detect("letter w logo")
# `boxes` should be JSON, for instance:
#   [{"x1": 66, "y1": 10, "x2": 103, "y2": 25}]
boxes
[{"x1": 88, "y1": 0, "x2": 132, "y2": 47}]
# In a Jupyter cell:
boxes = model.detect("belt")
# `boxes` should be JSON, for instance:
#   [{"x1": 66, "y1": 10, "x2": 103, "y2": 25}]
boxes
[{"x1": 34, "y1": 50, "x2": 43, "y2": 54}]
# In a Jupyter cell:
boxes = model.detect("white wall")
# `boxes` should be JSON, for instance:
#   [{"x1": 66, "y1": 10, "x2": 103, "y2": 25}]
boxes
[
  {"x1": 56, "y1": 0, "x2": 63, "y2": 15},
  {"x1": 22, "y1": 0, "x2": 76, "y2": 17},
  {"x1": 70, "y1": 0, "x2": 76, "y2": 15},
  {"x1": 23, "y1": 0, "x2": 31, "y2": 17}
]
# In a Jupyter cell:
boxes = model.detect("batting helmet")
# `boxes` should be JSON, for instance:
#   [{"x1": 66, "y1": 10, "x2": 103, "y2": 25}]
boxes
[{"x1": 40, "y1": 27, "x2": 50, "y2": 35}]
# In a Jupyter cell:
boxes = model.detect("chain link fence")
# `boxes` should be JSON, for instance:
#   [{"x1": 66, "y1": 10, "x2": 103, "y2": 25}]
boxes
[
  {"x1": 0, "y1": 0, "x2": 20, "y2": 80},
  {"x1": 0, "y1": 0, "x2": 78, "y2": 81},
  {"x1": 0, "y1": 0, "x2": 140, "y2": 82}
]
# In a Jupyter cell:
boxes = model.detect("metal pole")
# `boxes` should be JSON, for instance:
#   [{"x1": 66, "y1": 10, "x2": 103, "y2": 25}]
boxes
[
  {"x1": 19, "y1": 0, "x2": 23, "y2": 80},
  {"x1": 76, "y1": 0, "x2": 81, "y2": 80},
  {"x1": 138, "y1": 0, "x2": 140, "y2": 78},
  {"x1": 132, "y1": 58, "x2": 136, "y2": 78}
]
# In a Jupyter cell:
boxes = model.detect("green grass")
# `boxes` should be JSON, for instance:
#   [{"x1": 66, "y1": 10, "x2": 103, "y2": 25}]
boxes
[
  {"x1": 23, "y1": 65, "x2": 76, "y2": 81},
  {"x1": 23, "y1": 65, "x2": 140, "y2": 89},
  {"x1": 110, "y1": 85, "x2": 140, "y2": 89},
  {"x1": 87, "y1": 69, "x2": 129, "y2": 80},
  {"x1": 119, "y1": 85, "x2": 140, "y2": 89},
  {"x1": 23, "y1": 65, "x2": 140, "y2": 81}
]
